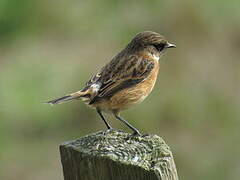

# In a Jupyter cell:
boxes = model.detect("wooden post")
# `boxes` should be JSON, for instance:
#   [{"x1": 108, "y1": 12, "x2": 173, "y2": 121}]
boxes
[{"x1": 60, "y1": 130, "x2": 179, "y2": 180}]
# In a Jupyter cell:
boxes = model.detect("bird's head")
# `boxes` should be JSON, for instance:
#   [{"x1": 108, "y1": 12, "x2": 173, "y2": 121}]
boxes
[{"x1": 128, "y1": 31, "x2": 176, "y2": 55}]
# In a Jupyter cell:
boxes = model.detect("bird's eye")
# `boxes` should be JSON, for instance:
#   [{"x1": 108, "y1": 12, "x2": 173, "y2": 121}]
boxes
[{"x1": 154, "y1": 43, "x2": 166, "y2": 52}]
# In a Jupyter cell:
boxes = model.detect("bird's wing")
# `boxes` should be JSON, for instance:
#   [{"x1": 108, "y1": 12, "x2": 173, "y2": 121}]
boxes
[{"x1": 89, "y1": 55, "x2": 155, "y2": 104}]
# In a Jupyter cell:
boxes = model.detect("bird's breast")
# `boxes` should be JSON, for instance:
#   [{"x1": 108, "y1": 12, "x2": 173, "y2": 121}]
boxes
[{"x1": 106, "y1": 60, "x2": 160, "y2": 111}]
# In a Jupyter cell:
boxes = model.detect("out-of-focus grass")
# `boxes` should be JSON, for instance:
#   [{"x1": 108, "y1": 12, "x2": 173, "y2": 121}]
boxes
[{"x1": 0, "y1": 0, "x2": 240, "y2": 180}]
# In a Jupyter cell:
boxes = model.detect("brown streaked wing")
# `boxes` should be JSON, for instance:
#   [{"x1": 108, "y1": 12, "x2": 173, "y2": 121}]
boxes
[{"x1": 89, "y1": 55, "x2": 155, "y2": 104}]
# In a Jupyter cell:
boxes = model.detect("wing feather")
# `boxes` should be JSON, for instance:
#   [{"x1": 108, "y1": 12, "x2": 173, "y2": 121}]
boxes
[{"x1": 88, "y1": 55, "x2": 155, "y2": 104}]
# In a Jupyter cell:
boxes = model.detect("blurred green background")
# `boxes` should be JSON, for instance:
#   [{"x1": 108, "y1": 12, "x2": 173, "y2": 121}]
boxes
[{"x1": 0, "y1": 0, "x2": 240, "y2": 179}]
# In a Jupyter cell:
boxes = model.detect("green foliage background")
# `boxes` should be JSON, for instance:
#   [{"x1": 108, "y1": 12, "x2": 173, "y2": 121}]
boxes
[{"x1": 0, "y1": 0, "x2": 240, "y2": 179}]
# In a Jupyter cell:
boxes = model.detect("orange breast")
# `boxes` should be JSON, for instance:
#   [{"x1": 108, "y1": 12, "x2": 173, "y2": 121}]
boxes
[{"x1": 106, "y1": 60, "x2": 160, "y2": 111}]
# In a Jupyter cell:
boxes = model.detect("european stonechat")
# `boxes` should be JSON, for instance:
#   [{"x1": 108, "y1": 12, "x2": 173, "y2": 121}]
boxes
[{"x1": 47, "y1": 31, "x2": 176, "y2": 135}]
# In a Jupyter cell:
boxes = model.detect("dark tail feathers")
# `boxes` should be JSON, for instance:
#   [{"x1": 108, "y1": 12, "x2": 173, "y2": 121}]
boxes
[
  {"x1": 46, "y1": 95, "x2": 74, "y2": 105},
  {"x1": 45, "y1": 90, "x2": 89, "y2": 105}
]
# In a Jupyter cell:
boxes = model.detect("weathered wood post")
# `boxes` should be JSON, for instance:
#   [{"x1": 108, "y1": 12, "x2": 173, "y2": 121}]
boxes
[{"x1": 60, "y1": 130, "x2": 179, "y2": 180}]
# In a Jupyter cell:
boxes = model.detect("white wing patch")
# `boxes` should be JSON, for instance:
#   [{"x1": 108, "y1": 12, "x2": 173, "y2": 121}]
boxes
[{"x1": 90, "y1": 83, "x2": 101, "y2": 93}]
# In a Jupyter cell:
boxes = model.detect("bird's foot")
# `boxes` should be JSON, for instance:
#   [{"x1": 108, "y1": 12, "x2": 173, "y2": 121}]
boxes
[
  {"x1": 103, "y1": 127, "x2": 114, "y2": 134},
  {"x1": 106, "y1": 126, "x2": 113, "y2": 130},
  {"x1": 131, "y1": 129, "x2": 141, "y2": 136},
  {"x1": 141, "y1": 133, "x2": 150, "y2": 137}
]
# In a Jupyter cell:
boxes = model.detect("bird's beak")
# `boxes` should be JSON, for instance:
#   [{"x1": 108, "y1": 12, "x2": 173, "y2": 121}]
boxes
[{"x1": 166, "y1": 42, "x2": 176, "y2": 48}]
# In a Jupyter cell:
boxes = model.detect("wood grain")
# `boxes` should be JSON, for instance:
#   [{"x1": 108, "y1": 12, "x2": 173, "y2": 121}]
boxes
[{"x1": 60, "y1": 130, "x2": 179, "y2": 180}]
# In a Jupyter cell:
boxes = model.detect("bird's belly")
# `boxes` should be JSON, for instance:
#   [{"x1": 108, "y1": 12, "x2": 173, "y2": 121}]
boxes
[
  {"x1": 98, "y1": 63, "x2": 159, "y2": 112},
  {"x1": 109, "y1": 79, "x2": 155, "y2": 110}
]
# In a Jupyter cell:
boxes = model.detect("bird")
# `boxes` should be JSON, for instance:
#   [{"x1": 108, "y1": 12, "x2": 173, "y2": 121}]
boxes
[{"x1": 46, "y1": 31, "x2": 176, "y2": 135}]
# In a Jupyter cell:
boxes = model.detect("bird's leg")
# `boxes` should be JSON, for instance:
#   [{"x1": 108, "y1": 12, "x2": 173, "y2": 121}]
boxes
[
  {"x1": 114, "y1": 114, "x2": 141, "y2": 136},
  {"x1": 96, "y1": 109, "x2": 112, "y2": 129}
]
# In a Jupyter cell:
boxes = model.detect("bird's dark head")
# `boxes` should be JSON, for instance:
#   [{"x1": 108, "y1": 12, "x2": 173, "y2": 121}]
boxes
[{"x1": 128, "y1": 31, "x2": 176, "y2": 53}]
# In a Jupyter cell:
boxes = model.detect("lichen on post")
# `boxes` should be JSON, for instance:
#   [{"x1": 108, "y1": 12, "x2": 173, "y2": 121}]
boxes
[{"x1": 60, "y1": 130, "x2": 179, "y2": 180}]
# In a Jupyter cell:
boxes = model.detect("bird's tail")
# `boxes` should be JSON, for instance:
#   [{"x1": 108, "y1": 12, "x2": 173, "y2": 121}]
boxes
[{"x1": 46, "y1": 91, "x2": 89, "y2": 105}]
